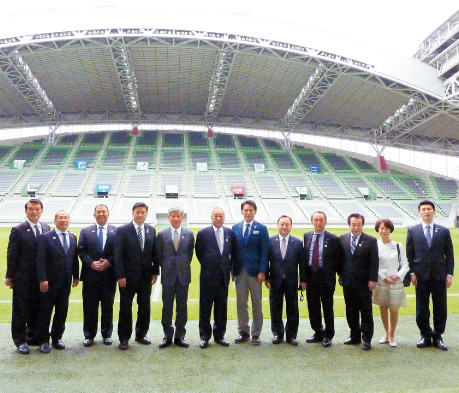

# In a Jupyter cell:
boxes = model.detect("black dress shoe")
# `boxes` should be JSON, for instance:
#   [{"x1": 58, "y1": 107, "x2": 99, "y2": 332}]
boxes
[
  {"x1": 52, "y1": 340, "x2": 65, "y2": 350},
  {"x1": 343, "y1": 337, "x2": 361, "y2": 345},
  {"x1": 322, "y1": 338, "x2": 332, "y2": 347},
  {"x1": 159, "y1": 338, "x2": 173, "y2": 348},
  {"x1": 214, "y1": 338, "x2": 229, "y2": 347},
  {"x1": 39, "y1": 343, "x2": 51, "y2": 354},
  {"x1": 362, "y1": 341, "x2": 371, "y2": 350},
  {"x1": 199, "y1": 340, "x2": 208, "y2": 348},
  {"x1": 17, "y1": 343, "x2": 30, "y2": 355},
  {"x1": 83, "y1": 339, "x2": 94, "y2": 347},
  {"x1": 234, "y1": 334, "x2": 250, "y2": 344},
  {"x1": 251, "y1": 336, "x2": 261, "y2": 346},
  {"x1": 306, "y1": 334, "x2": 322, "y2": 343},
  {"x1": 119, "y1": 341, "x2": 129, "y2": 350},
  {"x1": 272, "y1": 335, "x2": 283, "y2": 344},
  {"x1": 174, "y1": 338, "x2": 190, "y2": 348},
  {"x1": 417, "y1": 337, "x2": 432, "y2": 348},
  {"x1": 135, "y1": 336, "x2": 151, "y2": 345},
  {"x1": 286, "y1": 338, "x2": 298, "y2": 346},
  {"x1": 434, "y1": 339, "x2": 448, "y2": 351},
  {"x1": 103, "y1": 337, "x2": 112, "y2": 345}
]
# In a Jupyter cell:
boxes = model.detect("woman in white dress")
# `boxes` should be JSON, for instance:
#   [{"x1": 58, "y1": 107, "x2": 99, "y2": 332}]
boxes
[{"x1": 372, "y1": 218, "x2": 409, "y2": 348}]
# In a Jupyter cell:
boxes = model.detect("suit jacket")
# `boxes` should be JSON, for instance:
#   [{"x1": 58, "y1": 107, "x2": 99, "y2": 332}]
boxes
[
  {"x1": 78, "y1": 224, "x2": 117, "y2": 283},
  {"x1": 195, "y1": 226, "x2": 234, "y2": 287},
  {"x1": 114, "y1": 222, "x2": 158, "y2": 281},
  {"x1": 36, "y1": 229, "x2": 79, "y2": 286},
  {"x1": 303, "y1": 230, "x2": 342, "y2": 290},
  {"x1": 232, "y1": 220, "x2": 269, "y2": 277},
  {"x1": 6, "y1": 220, "x2": 51, "y2": 283},
  {"x1": 339, "y1": 232, "x2": 378, "y2": 287},
  {"x1": 406, "y1": 223, "x2": 454, "y2": 281},
  {"x1": 267, "y1": 234, "x2": 303, "y2": 290},
  {"x1": 156, "y1": 227, "x2": 195, "y2": 287}
]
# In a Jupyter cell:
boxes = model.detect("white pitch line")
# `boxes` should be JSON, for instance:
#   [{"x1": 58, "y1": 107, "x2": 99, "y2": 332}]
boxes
[{"x1": 1, "y1": 293, "x2": 459, "y2": 304}]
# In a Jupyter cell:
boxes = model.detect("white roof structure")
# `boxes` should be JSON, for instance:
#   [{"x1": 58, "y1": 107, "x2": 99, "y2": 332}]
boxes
[{"x1": 0, "y1": 5, "x2": 458, "y2": 155}]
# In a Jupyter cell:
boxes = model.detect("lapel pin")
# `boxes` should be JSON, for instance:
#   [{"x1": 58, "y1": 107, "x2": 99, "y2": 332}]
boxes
[
  {"x1": 146, "y1": 229, "x2": 149, "y2": 234},
  {"x1": 92, "y1": 230, "x2": 95, "y2": 233},
  {"x1": 53, "y1": 237, "x2": 56, "y2": 239}
]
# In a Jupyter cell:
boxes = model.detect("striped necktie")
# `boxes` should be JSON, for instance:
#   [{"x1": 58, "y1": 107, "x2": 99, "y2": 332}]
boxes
[
  {"x1": 137, "y1": 226, "x2": 144, "y2": 251},
  {"x1": 350, "y1": 235, "x2": 356, "y2": 255},
  {"x1": 62, "y1": 233, "x2": 69, "y2": 254}
]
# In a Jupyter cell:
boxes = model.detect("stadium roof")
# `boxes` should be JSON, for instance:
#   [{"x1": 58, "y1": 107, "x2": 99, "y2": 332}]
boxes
[{"x1": 0, "y1": 4, "x2": 458, "y2": 155}]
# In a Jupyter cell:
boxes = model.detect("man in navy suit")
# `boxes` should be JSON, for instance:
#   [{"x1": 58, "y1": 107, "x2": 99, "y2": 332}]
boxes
[
  {"x1": 36, "y1": 210, "x2": 79, "y2": 354},
  {"x1": 266, "y1": 215, "x2": 304, "y2": 346},
  {"x1": 303, "y1": 211, "x2": 342, "y2": 347},
  {"x1": 78, "y1": 204, "x2": 117, "y2": 347},
  {"x1": 339, "y1": 213, "x2": 378, "y2": 350},
  {"x1": 195, "y1": 207, "x2": 234, "y2": 348},
  {"x1": 406, "y1": 200, "x2": 454, "y2": 350},
  {"x1": 5, "y1": 199, "x2": 51, "y2": 354},
  {"x1": 114, "y1": 202, "x2": 158, "y2": 350},
  {"x1": 232, "y1": 200, "x2": 269, "y2": 345},
  {"x1": 156, "y1": 207, "x2": 195, "y2": 348}
]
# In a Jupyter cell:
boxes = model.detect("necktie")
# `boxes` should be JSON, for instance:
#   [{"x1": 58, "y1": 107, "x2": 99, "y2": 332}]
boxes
[
  {"x1": 35, "y1": 224, "x2": 41, "y2": 238},
  {"x1": 280, "y1": 237, "x2": 287, "y2": 259},
  {"x1": 426, "y1": 225, "x2": 432, "y2": 247},
  {"x1": 350, "y1": 235, "x2": 356, "y2": 255},
  {"x1": 62, "y1": 233, "x2": 69, "y2": 254},
  {"x1": 216, "y1": 229, "x2": 223, "y2": 254},
  {"x1": 243, "y1": 224, "x2": 250, "y2": 245},
  {"x1": 98, "y1": 226, "x2": 104, "y2": 252},
  {"x1": 137, "y1": 226, "x2": 144, "y2": 251},
  {"x1": 173, "y1": 229, "x2": 179, "y2": 251},
  {"x1": 311, "y1": 234, "x2": 320, "y2": 272}
]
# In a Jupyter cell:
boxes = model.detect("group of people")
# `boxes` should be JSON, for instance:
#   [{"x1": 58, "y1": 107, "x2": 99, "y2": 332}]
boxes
[{"x1": 4, "y1": 198, "x2": 454, "y2": 354}]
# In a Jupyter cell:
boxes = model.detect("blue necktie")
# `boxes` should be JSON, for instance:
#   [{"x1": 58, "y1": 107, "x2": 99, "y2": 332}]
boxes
[
  {"x1": 350, "y1": 235, "x2": 356, "y2": 255},
  {"x1": 243, "y1": 224, "x2": 250, "y2": 245},
  {"x1": 98, "y1": 226, "x2": 104, "y2": 252},
  {"x1": 426, "y1": 225, "x2": 432, "y2": 248},
  {"x1": 62, "y1": 233, "x2": 69, "y2": 254}
]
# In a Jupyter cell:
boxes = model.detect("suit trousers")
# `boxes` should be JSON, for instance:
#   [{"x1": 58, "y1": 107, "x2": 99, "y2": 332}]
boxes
[
  {"x1": 161, "y1": 278, "x2": 189, "y2": 339},
  {"x1": 343, "y1": 282, "x2": 374, "y2": 342},
  {"x1": 118, "y1": 275, "x2": 152, "y2": 341},
  {"x1": 269, "y1": 279, "x2": 299, "y2": 340},
  {"x1": 416, "y1": 277, "x2": 447, "y2": 339},
  {"x1": 306, "y1": 270, "x2": 335, "y2": 339},
  {"x1": 11, "y1": 279, "x2": 40, "y2": 346},
  {"x1": 37, "y1": 280, "x2": 71, "y2": 344},
  {"x1": 235, "y1": 267, "x2": 263, "y2": 337},
  {"x1": 199, "y1": 274, "x2": 228, "y2": 340},
  {"x1": 82, "y1": 280, "x2": 116, "y2": 339}
]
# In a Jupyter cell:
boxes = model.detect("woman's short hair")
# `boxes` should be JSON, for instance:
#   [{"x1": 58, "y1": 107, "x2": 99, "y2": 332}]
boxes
[{"x1": 374, "y1": 218, "x2": 395, "y2": 233}]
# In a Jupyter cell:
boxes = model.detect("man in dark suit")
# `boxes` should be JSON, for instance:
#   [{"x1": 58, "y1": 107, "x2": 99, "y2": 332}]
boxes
[
  {"x1": 303, "y1": 211, "x2": 342, "y2": 347},
  {"x1": 114, "y1": 202, "x2": 158, "y2": 350},
  {"x1": 232, "y1": 200, "x2": 269, "y2": 345},
  {"x1": 195, "y1": 207, "x2": 234, "y2": 348},
  {"x1": 266, "y1": 215, "x2": 303, "y2": 346},
  {"x1": 156, "y1": 207, "x2": 195, "y2": 348},
  {"x1": 5, "y1": 199, "x2": 51, "y2": 354},
  {"x1": 36, "y1": 210, "x2": 79, "y2": 354},
  {"x1": 406, "y1": 200, "x2": 454, "y2": 351},
  {"x1": 78, "y1": 204, "x2": 117, "y2": 347},
  {"x1": 339, "y1": 213, "x2": 378, "y2": 350}
]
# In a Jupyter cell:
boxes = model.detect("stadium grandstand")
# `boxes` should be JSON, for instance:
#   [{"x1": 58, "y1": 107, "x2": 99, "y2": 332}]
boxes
[{"x1": 0, "y1": 6, "x2": 458, "y2": 228}]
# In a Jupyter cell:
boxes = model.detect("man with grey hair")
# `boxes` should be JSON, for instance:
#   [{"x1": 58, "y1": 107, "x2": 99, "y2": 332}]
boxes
[
  {"x1": 156, "y1": 207, "x2": 195, "y2": 348},
  {"x1": 195, "y1": 207, "x2": 234, "y2": 348}
]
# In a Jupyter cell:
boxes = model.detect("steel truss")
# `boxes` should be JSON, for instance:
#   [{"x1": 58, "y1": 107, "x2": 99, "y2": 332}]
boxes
[{"x1": 0, "y1": 27, "x2": 457, "y2": 155}]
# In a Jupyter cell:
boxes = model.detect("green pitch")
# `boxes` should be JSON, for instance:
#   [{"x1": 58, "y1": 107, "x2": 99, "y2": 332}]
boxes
[{"x1": 1, "y1": 226, "x2": 459, "y2": 323}]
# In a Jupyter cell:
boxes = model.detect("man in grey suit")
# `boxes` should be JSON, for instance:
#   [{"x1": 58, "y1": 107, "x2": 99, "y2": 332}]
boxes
[{"x1": 156, "y1": 207, "x2": 195, "y2": 348}]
